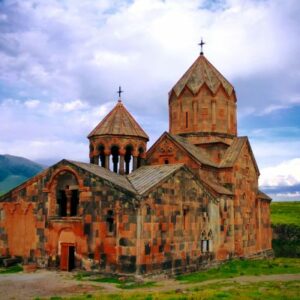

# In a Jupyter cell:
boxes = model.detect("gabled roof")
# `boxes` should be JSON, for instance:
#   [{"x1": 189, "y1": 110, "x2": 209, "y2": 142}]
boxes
[
  {"x1": 170, "y1": 54, "x2": 235, "y2": 99},
  {"x1": 219, "y1": 137, "x2": 247, "y2": 167},
  {"x1": 146, "y1": 131, "x2": 218, "y2": 168},
  {"x1": 219, "y1": 137, "x2": 260, "y2": 174},
  {"x1": 199, "y1": 175, "x2": 233, "y2": 196},
  {"x1": 70, "y1": 161, "x2": 187, "y2": 196},
  {"x1": 127, "y1": 164, "x2": 184, "y2": 195},
  {"x1": 0, "y1": 159, "x2": 225, "y2": 202},
  {"x1": 67, "y1": 160, "x2": 136, "y2": 194},
  {"x1": 70, "y1": 160, "x2": 189, "y2": 196},
  {"x1": 170, "y1": 134, "x2": 218, "y2": 167},
  {"x1": 88, "y1": 101, "x2": 149, "y2": 140},
  {"x1": 257, "y1": 190, "x2": 272, "y2": 202}
]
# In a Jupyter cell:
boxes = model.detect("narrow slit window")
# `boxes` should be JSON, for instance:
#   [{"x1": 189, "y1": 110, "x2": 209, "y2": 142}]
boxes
[
  {"x1": 106, "y1": 210, "x2": 114, "y2": 233},
  {"x1": 186, "y1": 112, "x2": 188, "y2": 128},
  {"x1": 183, "y1": 208, "x2": 188, "y2": 230}
]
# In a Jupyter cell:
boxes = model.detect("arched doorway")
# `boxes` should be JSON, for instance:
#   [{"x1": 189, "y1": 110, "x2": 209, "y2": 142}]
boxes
[{"x1": 59, "y1": 229, "x2": 76, "y2": 271}]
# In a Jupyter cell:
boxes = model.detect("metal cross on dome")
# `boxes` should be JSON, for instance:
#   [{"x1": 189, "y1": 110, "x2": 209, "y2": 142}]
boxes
[
  {"x1": 198, "y1": 38, "x2": 205, "y2": 55},
  {"x1": 117, "y1": 86, "x2": 123, "y2": 101}
]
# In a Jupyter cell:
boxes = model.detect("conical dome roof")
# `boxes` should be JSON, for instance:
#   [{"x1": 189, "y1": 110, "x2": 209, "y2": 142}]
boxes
[
  {"x1": 170, "y1": 54, "x2": 235, "y2": 99},
  {"x1": 88, "y1": 101, "x2": 149, "y2": 141}
]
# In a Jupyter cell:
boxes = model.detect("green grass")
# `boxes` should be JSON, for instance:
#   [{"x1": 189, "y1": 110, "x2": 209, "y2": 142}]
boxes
[
  {"x1": 74, "y1": 273, "x2": 156, "y2": 290},
  {"x1": 45, "y1": 280, "x2": 300, "y2": 299},
  {"x1": 0, "y1": 264, "x2": 23, "y2": 274},
  {"x1": 117, "y1": 281, "x2": 156, "y2": 290},
  {"x1": 271, "y1": 201, "x2": 300, "y2": 226},
  {"x1": 176, "y1": 258, "x2": 300, "y2": 283},
  {"x1": 91, "y1": 277, "x2": 121, "y2": 284},
  {"x1": 73, "y1": 259, "x2": 300, "y2": 289}
]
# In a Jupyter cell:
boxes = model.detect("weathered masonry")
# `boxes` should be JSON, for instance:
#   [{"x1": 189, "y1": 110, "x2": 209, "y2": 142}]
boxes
[{"x1": 0, "y1": 51, "x2": 273, "y2": 274}]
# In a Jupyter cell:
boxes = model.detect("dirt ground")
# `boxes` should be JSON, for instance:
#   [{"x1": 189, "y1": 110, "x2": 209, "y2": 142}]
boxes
[{"x1": 0, "y1": 270, "x2": 300, "y2": 300}]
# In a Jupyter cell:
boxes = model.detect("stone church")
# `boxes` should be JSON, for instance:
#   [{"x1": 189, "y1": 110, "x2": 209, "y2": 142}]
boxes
[{"x1": 0, "y1": 50, "x2": 273, "y2": 274}]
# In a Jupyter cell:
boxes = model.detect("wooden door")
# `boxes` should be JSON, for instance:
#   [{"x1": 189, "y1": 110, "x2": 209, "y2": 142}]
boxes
[
  {"x1": 60, "y1": 243, "x2": 76, "y2": 271},
  {"x1": 60, "y1": 243, "x2": 69, "y2": 271}
]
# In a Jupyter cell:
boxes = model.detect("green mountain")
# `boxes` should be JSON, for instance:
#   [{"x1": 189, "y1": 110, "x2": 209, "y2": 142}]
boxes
[{"x1": 0, "y1": 154, "x2": 44, "y2": 195}]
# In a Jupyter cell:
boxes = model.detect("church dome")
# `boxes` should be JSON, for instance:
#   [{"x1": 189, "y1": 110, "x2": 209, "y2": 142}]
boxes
[
  {"x1": 169, "y1": 53, "x2": 237, "y2": 143},
  {"x1": 170, "y1": 54, "x2": 235, "y2": 100},
  {"x1": 88, "y1": 99, "x2": 148, "y2": 175},
  {"x1": 88, "y1": 100, "x2": 149, "y2": 140}
]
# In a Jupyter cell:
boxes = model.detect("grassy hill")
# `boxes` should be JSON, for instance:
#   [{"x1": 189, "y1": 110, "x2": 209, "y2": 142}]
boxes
[
  {"x1": 271, "y1": 201, "x2": 300, "y2": 226},
  {"x1": 0, "y1": 154, "x2": 44, "y2": 195}
]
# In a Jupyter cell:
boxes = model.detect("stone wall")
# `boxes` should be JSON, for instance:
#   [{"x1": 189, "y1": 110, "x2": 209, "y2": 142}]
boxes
[
  {"x1": 0, "y1": 160, "x2": 139, "y2": 273},
  {"x1": 146, "y1": 135, "x2": 200, "y2": 170},
  {"x1": 217, "y1": 142, "x2": 272, "y2": 256},
  {"x1": 137, "y1": 169, "x2": 218, "y2": 274}
]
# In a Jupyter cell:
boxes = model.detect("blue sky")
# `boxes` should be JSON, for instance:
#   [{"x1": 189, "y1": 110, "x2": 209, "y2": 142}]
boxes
[{"x1": 0, "y1": 0, "x2": 299, "y2": 200}]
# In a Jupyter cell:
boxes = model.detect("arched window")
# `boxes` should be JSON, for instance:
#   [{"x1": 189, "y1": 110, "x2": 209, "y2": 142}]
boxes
[
  {"x1": 183, "y1": 207, "x2": 188, "y2": 230},
  {"x1": 185, "y1": 112, "x2": 188, "y2": 128},
  {"x1": 145, "y1": 204, "x2": 151, "y2": 222},
  {"x1": 201, "y1": 231, "x2": 208, "y2": 253},
  {"x1": 55, "y1": 172, "x2": 79, "y2": 217},
  {"x1": 146, "y1": 205, "x2": 151, "y2": 216},
  {"x1": 201, "y1": 230, "x2": 212, "y2": 253},
  {"x1": 0, "y1": 209, "x2": 5, "y2": 221},
  {"x1": 98, "y1": 145, "x2": 105, "y2": 167},
  {"x1": 224, "y1": 198, "x2": 228, "y2": 212},
  {"x1": 111, "y1": 146, "x2": 120, "y2": 173},
  {"x1": 89, "y1": 144, "x2": 94, "y2": 164},
  {"x1": 137, "y1": 147, "x2": 144, "y2": 169},
  {"x1": 106, "y1": 210, "x2": 114, "y2": 234},
  {"x1": 125, "y1": 145, "x2": 133, "y2": 174}
]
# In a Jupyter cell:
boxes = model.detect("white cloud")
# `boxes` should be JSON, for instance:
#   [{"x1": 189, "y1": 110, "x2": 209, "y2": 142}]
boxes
[
  {"x1": 0, "y1": 98, "x2": 114, "y2": 162},
  {"x1": 49, "y1": 99, "x2": 89, "y2": 112},
  {"x1": 260, "y1": 158, "x2": 300, "y2": 187},
  {"x1": 0, "y1": 139, "x2": 88, "y2": 164},
  {"x1": 0, "y1": 0, "x2": 299, "y2": 113},
  {"x1": 0, "y1": 0, "x2": 299, "y2": 186},
  {"x1": 270, "y1": 192, "x2": 300, "y2": 201},
  {"x1": 259, "y1": 104, "x2": 290, "y2": 116},
  {"x1": 24, "y1": 99, "x2": 40, "y2": 109}
]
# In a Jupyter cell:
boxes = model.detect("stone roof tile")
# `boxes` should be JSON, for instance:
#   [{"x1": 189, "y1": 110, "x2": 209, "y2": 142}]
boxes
[
  {"x1": 68, "y1": 160, "x2": 185, "y2": 196},
  {"x1": 199, "y1": 175, "x2": 233, "y2": 196},
  {"x1": 169, "y1": 133, "x2": 218, "y2": 168},
  {"x1": 127, "y1": 164, "x2": 184, "y2": 195},
  {"x1": 219, "y1": 137, "x2": 247, "y2": 168},
  {"x1": 219, "y1": 137, "x2": 259, "y2": 175},
  {"x1": 170, "y1": 55, "x2": 235, "y2": 98},
  {"x1": 88, "y1": 101, "x2": 149, "y2": 140},
  {"x1": 67, "y1": 160, "x2": 136, "y2": 193},
  {"x1": 257, "y1": 190, "x2": 272, "y2": 201}
]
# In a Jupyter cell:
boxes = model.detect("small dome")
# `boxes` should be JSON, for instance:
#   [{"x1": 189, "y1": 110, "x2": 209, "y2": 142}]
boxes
[{"x1": 88, "y1": 101, "x2": 149, "y2": 141}]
